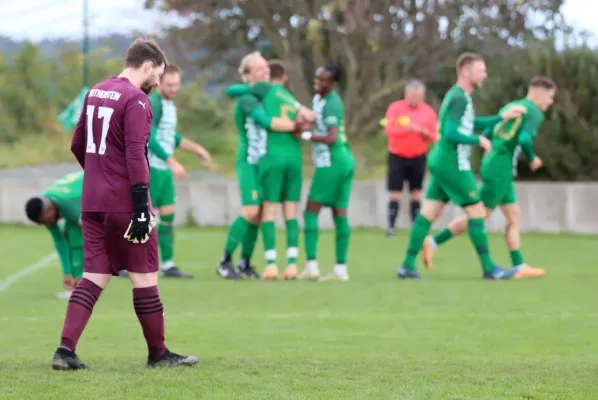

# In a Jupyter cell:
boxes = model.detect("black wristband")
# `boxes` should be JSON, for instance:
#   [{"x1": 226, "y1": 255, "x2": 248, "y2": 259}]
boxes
[{"x1": 131, "y1": 184, "x2": 149, "y2": 211}]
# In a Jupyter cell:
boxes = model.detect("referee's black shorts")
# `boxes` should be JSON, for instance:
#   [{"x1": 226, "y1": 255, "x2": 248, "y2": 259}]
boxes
[{"x1": 386, "y1": 152, "x2": 426, "y2": 192}]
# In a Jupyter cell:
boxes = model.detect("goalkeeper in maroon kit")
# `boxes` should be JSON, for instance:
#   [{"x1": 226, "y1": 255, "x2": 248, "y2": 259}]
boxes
[{"x1": 51, "y1": 38, "x2": 197, "y2": 370}]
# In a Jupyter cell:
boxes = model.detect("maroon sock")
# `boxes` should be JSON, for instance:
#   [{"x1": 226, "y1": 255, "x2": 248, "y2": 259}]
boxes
[
  {"x1": 60, "y1": 278, "x2": 103, "y2": 351},
  {"x1": 133, "y1": 286, "x2": 166, "y2": 357}
]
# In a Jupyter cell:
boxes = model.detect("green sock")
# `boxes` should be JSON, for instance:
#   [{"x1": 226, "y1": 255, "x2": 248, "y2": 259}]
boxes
[
  {"x1": 401, "y1": 214, "x2": 432, "y2": 269},
  {"x1": 467, "y1": 218, "x2": 495, "y2": 274},
  {"x1": 224, "y1": 216, "x2": 251, "y2": 255},
  {"x1": 261, "y1": 221, "x2": 277, "y2": 265},
  {"x1": 510, "y1": 249, "x2": 524, "y2": 267},
  {"x1": 158, "y1": 214, "x2": 175, "y2": 265},
  {"x1": 304, "y1": 211, "x2": 319, "y2": 261},
  {"x1": 433, "y1": 228, "x2": 453, "y2": 246},
  {"x1": 286, "y1": 219, "x2": 299, "y2": 265},
  {"x1": 241, "y1": 222, "x2": 259, "y2": 260},
  {"x1": 333, "y1": 215, "x2": 350, "y2": 265},
  {"x1": 70, "y1": 258, "x2": 84, "y2": 279}
]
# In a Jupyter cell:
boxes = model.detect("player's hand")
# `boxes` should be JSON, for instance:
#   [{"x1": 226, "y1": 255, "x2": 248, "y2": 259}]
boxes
[
  {"x1": 479, "y1": 136, "x2": 492, "y2": 154},
  {"x1": 301, "y1": 120, "x2": 313, "y2": 131},
  {"x1": 501, "y1": 106, "x2": 526, "y2": 121},
  {"x1": 167, "y1": 157, "x2": 186, "y2": 181},
  {"x1": 63, "y1": 275, "x2": 74, "y2": 291},
  {"x1": 124, "y1": 185, "x2": 155, "y2": 244},
  {"x1": 125, "y1": 210, "x2": 155, "y2": 244},
  {"x1": 294, "y1": 119, "x2": 312, "y2": 132},
  {"x1": 196, "y1": 147, "x2": 212, "y2": 167},
  {"x1": 298, "y1": 107, "x2": 316, "y2": 123},
  {"x1": 529, "y1": 156, "x2": 543, "y2": 171}
]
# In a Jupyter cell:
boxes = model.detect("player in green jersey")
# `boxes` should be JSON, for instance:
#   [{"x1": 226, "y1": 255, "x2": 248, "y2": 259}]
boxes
[
  {"x1": 25, "y1": 171, "x2": 84, "y2": 299},
  {"x1": 397, "y1": 53, "x2": 527, "y2": 280},
  {"x1": 259, "y1": 61, "x2": 313, "y2": 280},
  {"x1": 218, "y1": 52, "x2": 306, "y2": 279},
  {"x1": 295, "y1": 63, "x2": 355, "y2": 282},
  {"x1": 148, "y1": 65, "x2": 213, "y2": 279},
  {"x1": 422, "y1": 76, "x2": 556, "y2": 278},
  {"x1": 222, "y1": 60, "x2": 315, "y2": 280}
]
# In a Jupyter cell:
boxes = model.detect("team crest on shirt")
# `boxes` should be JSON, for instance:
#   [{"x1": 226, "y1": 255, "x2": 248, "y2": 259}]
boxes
[
  {"x1": 252, "y1": 190, "x2": 258, "y2": 200},
  {"x1": 469, "y1": 191, "x2": 477, "y2": 198}
]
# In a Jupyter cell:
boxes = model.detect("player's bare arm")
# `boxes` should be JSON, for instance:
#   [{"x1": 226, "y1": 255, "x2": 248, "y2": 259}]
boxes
[
  {"x1": 179, "y1": 137, "x2": 212, "y2": 166},
  {"x1": 148, "y1": 131, "x2": 186, "y2": 180}
]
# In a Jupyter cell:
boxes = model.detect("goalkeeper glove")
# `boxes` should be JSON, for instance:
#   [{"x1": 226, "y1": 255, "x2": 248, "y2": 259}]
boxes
[{"x1": 124, "y1": 184, "x2": 155, "y2": 244}]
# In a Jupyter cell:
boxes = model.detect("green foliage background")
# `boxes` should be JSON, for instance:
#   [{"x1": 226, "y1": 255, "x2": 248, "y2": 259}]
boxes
[{"x1": 2, "y1": 39, "x2": 598, "y2": 181}]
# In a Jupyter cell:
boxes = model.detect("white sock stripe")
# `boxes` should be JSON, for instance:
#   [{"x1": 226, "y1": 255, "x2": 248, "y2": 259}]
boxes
[
  {"x1": 287, "y1": 247, "x2": 298, "y2": 258},
  {"x1": 264, "y1": 249, "x2": 277, "y2": 260},
  {"x1": 161, "y1": 260, "x2": 175, "y2": 270}
]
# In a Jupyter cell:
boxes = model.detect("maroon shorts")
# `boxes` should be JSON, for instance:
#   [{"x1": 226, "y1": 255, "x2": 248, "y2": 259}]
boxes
[{"x1": 81, "y1": 212, "x2": 159, "y2": 276}]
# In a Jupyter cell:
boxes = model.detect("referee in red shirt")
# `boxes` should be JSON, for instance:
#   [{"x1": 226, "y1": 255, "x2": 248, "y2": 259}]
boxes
[{"x1": 383, "y1": 79, "x2": 438, "y2": 237}]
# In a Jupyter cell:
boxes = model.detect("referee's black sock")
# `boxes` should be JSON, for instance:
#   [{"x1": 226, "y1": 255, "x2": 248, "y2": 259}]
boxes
[
  {"x1": 410, "y1": 200, "x2": 421, "y2": 222},
  {"x1": 388, "y1": 201, "x2": 399, "y2": 228}
]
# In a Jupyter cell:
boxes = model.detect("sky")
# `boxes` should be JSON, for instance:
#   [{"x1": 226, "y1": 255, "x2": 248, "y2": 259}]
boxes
[
  {"x1": 0, "y1": 0, "x2": 596, "y2": 45},
  {"x1": 0, "y1": 0, "x2": 179, "y2": 41}
]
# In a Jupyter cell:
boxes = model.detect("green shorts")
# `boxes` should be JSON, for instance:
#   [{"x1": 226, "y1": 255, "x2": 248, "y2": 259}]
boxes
[
  {"x1": 308, "y1": 163, "x2": 354, "y2": 209},
  {"x1": 61, "y1": 223, "x2": 83, "y2": 278},
  {"x1": 425, "y1": 166, "x2": 480, "y2": 206},
  {"x1": 236, "y1": 161, "x2": 261, "y2": 206},
  {"x1": 259, "y1": 158, "x2": 302, "y2": 203},
  {"x1": 479, "y1": 157, "x2": 517, "y2": 209},
  {"x1": 479, "y1": 179, "x2": 517, "y2": 209},
  {"x1": 150, "y1": 167, "x2": 176, "y2": 208}
]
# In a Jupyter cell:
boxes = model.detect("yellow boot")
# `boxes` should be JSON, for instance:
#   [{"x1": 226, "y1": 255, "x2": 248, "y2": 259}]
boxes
[
  {"x1": 514, "y1": 265, "x2": 546, "y2": 279},
  {"x1": 261, "y1": 265, "x2": 280, "y2": 280},
  {"x1": 282, "y1": 265, "x2": 298, "y2": 280}
]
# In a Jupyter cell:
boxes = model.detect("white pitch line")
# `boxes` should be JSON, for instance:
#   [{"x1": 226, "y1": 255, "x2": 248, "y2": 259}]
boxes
[
  {"x1": 0, "y1": 253, "x2": 56, "y2": 294},
  {"x1": 0, "y1": 232, "x2": 198, "y2": 295}
]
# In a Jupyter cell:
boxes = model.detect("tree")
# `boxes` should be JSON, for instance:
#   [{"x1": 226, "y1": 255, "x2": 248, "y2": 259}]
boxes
[
  {"x1": 146, "y1": 0, "x2": 567, "y2": 140},
  {"x1": 0, "y1": 42, "x2": 122, "y2": 144}
]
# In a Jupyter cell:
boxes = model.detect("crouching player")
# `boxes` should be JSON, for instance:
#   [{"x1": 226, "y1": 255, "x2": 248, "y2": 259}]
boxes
[{"x1": 25, "y1": 171, "x2": 84, "y2": 299}]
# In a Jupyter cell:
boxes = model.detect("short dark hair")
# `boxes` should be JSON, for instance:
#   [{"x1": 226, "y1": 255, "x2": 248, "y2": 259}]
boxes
[
  {"x1": 456, "y1": 52, "x2": 483, "y2": 71},
  {"x1": 25, "y1": 197, "x2": 44, "y2": 223},
  {"x1": 324, "y1": 63, "x2": 342, "y2": 82},
  {"x1": 529, "y1": 76, "x2": 556, "y2": 90},
  {"x1": 125, "y1": 38, "x2": 168, "y2": 69},
  {"x1": 268, "y1": 59, "x2": 286, "y2": 80}
]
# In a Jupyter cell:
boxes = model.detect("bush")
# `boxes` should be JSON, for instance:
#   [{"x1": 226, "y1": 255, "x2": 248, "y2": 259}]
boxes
[{"x1": 472, "y1": 43, "x2": 598, "y2": 181}]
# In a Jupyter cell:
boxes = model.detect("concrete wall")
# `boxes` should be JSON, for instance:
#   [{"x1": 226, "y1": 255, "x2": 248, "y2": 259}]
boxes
[{"x1": 2, "y1": 175, "x2": 598, "y2": 234}]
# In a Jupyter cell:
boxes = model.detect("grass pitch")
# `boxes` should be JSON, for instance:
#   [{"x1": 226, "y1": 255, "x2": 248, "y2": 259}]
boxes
[{"x1": 0, "y1": 225, "x2": 597, "y2": 399}]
